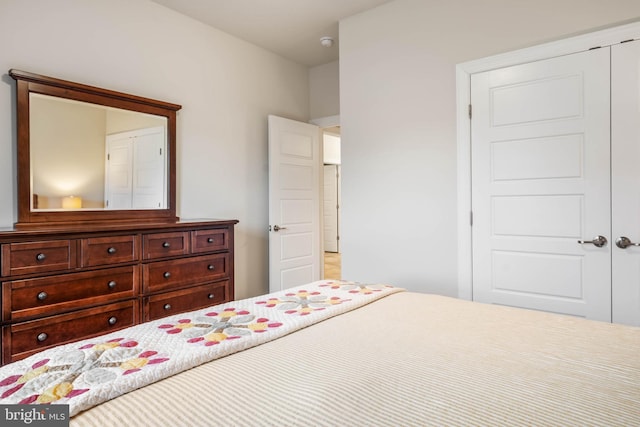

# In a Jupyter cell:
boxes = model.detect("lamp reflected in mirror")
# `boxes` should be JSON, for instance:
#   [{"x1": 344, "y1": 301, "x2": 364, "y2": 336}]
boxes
[{"x1": 62, "y1": 196, "x2": 82, "y2": 210}]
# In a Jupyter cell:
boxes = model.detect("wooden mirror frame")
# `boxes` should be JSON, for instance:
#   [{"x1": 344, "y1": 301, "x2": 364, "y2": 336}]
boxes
[{"x1": 9, "y1": 69, "x2": 181, "y2": 229}]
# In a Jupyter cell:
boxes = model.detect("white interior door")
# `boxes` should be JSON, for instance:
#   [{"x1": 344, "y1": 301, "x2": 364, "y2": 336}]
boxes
[
  {"x1": 105, "y1": 136, "x2": 133, "y2": 209},
  {"x1": 105, "y1": 126, "x2": 166, "y2": 210},
  {"x1": 471, "y1": 48, "x2": 611, "y2": 321},
  {"x1": 131, "y1": 127, "x2": 166, "y2": 209},
  {"x1": 612, "y1": 39, "x2": 640, "y2": 326},
  {"x1": 268, "y1": 115, "x2": 322, "y2": 292},
  {"x1": 323, "y1": 164, "x2": 340, "y2": 253}
]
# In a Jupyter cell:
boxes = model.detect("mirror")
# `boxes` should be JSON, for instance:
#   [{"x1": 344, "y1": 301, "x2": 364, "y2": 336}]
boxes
[
  {"x1": 10, "y1": 69, "x2": 181, "y2": 228},
  {"x1": 30, "y1": 94, "x2": 168, "y2": 211}
]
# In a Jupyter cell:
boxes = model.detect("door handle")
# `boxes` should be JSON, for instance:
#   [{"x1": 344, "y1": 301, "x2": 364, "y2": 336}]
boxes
[
  {"x1": 615, "y1": 236, "x2": 640, "y2": 249},
  {"x1": 577, "y1": 235, "x2": 607, "y2": 247},
  {"x1": 273, "y1": 225, "x2": 287, "y2": 232}
]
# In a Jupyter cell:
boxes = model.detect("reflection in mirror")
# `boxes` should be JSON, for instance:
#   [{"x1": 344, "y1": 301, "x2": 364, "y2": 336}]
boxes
[{"x1": 30, "y1": 94, "x2": 168, "y2": 211}]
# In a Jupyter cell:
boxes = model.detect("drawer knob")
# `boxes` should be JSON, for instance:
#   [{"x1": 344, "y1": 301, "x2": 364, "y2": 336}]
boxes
[
  {"x1": 37, "y1": 291, "x2": 48, "y2": 301},
  {"x1": 108, "y1": 316, "x2": 117, "y2": 325},
  {"x1": 208, "y1": 293, "x2": 215, "y2": 299},
  {"x1": 107, "y1": 247, "x2": 117, "y2": 254},
  {"x1": 163, "y1": 303, "x2": 172, "y2": 310},
  {"x1": 207, "y1": 237, "x2": 214, "y2": 243},
  {"x1": 107, "y1": 280, "x2": 117, "y2": 289},
  {"x1": 36, "y1": 253, "x2": 46, "y2": 262},
  {"x1": 37, "y1": 332, "x2": 48, "y2": 342},
  {"x1": 162, "y1": 241, "x2": 170, "y2": 248},
  {"x1": 163, "y1": 271, "x2": 171, "y2": 279},
  {"x1": 207, "y1": 265, "x2": 215, "y2": 271}
]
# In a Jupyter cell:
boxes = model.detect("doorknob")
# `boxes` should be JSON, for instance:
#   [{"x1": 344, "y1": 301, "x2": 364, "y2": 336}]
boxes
[
  {"x1": 577, "y1": 235, "x2": 607, "y2": 247},
  {"x1": 273, "y1": 225, "x2": 287, "y2": 232},
  {"x1": 615, "y1": 236, "x2": 640, "y2": 249}
]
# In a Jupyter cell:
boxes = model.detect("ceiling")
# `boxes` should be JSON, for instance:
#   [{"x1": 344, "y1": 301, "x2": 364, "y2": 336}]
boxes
[{"x1": 150, "y1": 0, "x2": 394, "y2": 67}]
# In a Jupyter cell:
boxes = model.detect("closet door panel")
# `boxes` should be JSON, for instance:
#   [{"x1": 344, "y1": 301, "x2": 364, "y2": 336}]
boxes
[
  {"x1": 612, "y1": 39, "x2": 640, "y2": 326},
  {"x1": 471, "y1": 48, "x2": 611, "y2": 321}
]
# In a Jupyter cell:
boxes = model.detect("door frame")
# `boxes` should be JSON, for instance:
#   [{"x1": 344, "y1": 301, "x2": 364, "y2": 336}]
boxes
[
  {"x1": 456, "y1": 21, "x2": 640, "y2": 300},
  {"x1": 311, "y1": 115, "x2": 341, "y2": 264}
]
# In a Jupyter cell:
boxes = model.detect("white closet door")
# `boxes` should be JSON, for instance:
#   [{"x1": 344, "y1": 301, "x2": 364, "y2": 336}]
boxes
[
  {"x1": 105, "y1": 126, "x2": 166, "y2": 210},
  {"x1": 471, "y1": 48, "x2": 611, "y2": 320},
  {"x1": 105, "y1": 136, "x2": 134, "y2": 209},
  {"x1": 323, "y1": 164, "x2": 339, "y2": 253},
  {"x1": 612, "y1": 39, "x2": 640, "y2": 326},
  {"x1": 132, "y1": 128, "x2": 166, "y2": 209}
]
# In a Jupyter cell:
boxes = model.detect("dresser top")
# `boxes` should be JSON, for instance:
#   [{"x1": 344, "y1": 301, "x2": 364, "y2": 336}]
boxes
[{"x1": 0, "y1": 219, "x2": 238, "y2": 242}]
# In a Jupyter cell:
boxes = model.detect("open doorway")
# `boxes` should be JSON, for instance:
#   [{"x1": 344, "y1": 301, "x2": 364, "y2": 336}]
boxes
[{"x1": 322, "y1": 127, "x2": 341, "y2": 279}]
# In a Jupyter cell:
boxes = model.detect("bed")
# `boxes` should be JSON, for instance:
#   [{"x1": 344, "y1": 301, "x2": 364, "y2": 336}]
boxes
[{"x1": 0, "y1": 280, "x2": 638, "y2": 426}]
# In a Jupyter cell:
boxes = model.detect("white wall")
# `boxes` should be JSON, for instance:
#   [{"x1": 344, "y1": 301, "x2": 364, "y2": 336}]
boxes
[
  {"x1": 309, "y1": 60, "x2": 339, "y2": 120},
  {"x1": 30, "y1": 96, "x2": 106, "y2": 209},
  {"x1": 340, "y1": 0, "x2": 640, "y2": 296},
  {"x1": 0, "y1": 0, "x2": 309, "y2": 299}
]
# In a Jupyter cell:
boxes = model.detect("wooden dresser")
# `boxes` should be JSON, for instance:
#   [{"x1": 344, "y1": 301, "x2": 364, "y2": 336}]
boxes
[{"x1": 0, "y1": 219, "x2": 237, "y2": 365}]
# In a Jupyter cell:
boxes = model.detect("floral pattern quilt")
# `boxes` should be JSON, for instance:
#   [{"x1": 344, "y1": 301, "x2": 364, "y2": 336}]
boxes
[{"x1": 0, "y1": 280, "x2": 402, "y2": 417}]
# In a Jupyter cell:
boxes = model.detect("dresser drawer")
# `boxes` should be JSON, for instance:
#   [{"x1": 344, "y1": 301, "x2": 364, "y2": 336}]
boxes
[
  {"x1": 191, "y1": 228, "x2": 229, "y2": 253},
  {"x1": 4, "y1": 300, "x2": 138, "y2": 364},
  {"x1": 3, "y1": 265, "x2": 139, "y2": 321},
  {"x1": 144, "y1": 280, "x2": 229, "y2": 321},
  {"x1": 143, "y1": 253, "x2": 229, "y2": 293},
  {"x1": 1, "y1": 240, "x2": 77, "y2": 277},
  {"x1": 143, "y1": 231, "x2": 190, "y2": 259},
  {"x1": 81, "y1": 235, "x2": 138, "y2": 267}
]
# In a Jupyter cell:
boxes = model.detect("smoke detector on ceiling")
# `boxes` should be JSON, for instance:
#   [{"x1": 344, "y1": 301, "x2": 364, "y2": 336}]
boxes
[{"x1": 320, "y1": 36, "x2": 334, "y2": 48}]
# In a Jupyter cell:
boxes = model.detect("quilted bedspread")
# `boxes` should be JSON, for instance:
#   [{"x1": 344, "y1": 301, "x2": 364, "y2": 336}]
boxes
[{"x1": 0, "y1": 280, "x2": 402, "y2": 417}]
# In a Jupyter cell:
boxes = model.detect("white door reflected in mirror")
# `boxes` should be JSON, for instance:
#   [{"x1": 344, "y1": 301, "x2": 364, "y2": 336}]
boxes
[{"x1": 105, "y1": 126, "x2": 167, "y2": 209}]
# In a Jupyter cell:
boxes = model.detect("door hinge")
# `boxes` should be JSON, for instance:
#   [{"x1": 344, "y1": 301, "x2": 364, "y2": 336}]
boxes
[
  {"x1": 107, "y1": 153, "x2": 110, "y2": 161},
  {"x1": 468, "y1": 104, "x2": 472, "y2": 119},
  {"x1": 470, "y1": 211, "x2": 473, "y2": 226}
]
